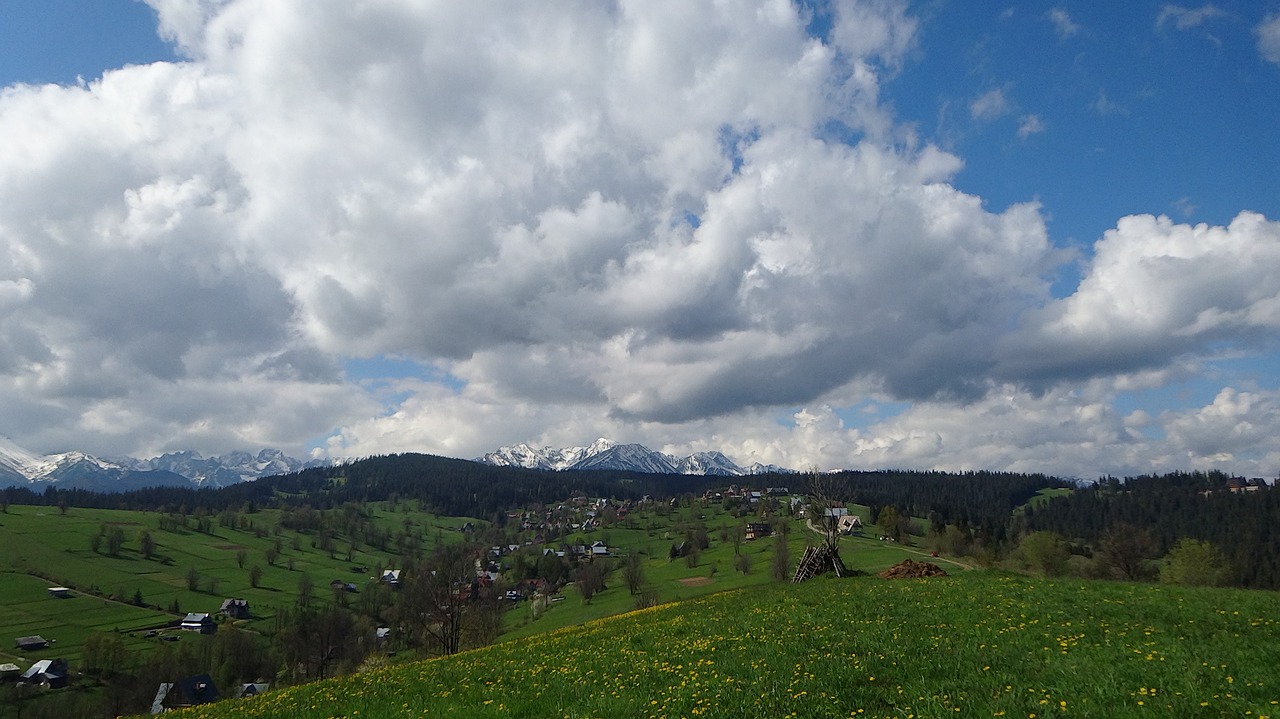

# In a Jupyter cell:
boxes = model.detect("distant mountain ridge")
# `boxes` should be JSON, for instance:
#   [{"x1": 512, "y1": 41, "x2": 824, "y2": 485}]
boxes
[
  {"x1": 0, "y1": 435, "x2": 324, "y2": 493},
  {"x1": 0, "y1": 435, "x2": 795, "y2": 493},
  {"x1": 476, "y1": 438, "x2": 793, "y2": 476}
]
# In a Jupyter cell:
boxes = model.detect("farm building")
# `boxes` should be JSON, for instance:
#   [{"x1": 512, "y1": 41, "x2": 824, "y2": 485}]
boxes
[
  {"x1": 152, "y1": 674, "x2": 220, "y2": 713},
  {"x1": 219, "y1": 598, "x2": 250, "y2": 619},
  {"x1": 20, "y1": 658, "x2": 68, "y2": 689},
  {"x1": 15, "y1": 636, "x2": 49, "y2": 651},
  {"x1": 235, "y1": 682, "x2": 270, "y2": 698},
  {"x1": 180, "y1": 613, "x2": 215, "y2": 634},
  {"x1": 46, "y1": 587, "x2": 71, "y2": 598}
]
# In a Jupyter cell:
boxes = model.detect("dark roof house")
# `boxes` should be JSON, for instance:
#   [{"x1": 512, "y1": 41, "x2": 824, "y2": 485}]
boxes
[
  {"x1": 152, "y1": 674, "x2": 221, "y2": 713},
  {"x1": 20, "y1": 658, "x2": 68, "y2": 689},
  {"x1": 15, "y1": 636, "x2": 49, "y2": 651},
  {"x1": 180, "y1": 613, "x2": 215, "y2": 634},
  {"x1": 219, "y1": 598, "x2": 250, "y2": 619}
]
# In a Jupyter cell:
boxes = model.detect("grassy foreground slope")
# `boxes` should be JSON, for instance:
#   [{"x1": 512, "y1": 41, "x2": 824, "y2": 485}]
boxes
[{"x1": 165, "y1": 572, "x2": 1279, "y2": 719}]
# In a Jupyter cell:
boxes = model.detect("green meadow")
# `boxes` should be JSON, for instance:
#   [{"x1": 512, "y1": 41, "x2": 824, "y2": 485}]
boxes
[
  {"x1": 502, "y1": 525, "x2": 966, "y2": 641},
  {"x1": 0, "y1": 503, "x2": 472, "y2": 664},
  {"x1": 0, "y1": 498, "x2": 937, "y2": 670},
  {"x1": 0, "y1": 572, "x2": 171, "y2": 666},
  {"x1": 160, "y1": 570, "x2": 1280, "y2": 719}
]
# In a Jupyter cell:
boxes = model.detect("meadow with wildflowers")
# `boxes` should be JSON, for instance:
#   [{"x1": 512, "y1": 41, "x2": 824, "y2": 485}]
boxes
[{"x1": 163, "y1": 571, "x2": 1280, "y2": 719}]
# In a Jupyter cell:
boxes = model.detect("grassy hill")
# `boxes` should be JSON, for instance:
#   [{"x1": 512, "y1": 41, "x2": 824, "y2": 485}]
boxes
[
  {"x1": 0, "y1": 498, "x2": 926, "y2": 672},
  {"x1": 0, "y1": 502, "x2": 471, "y2": 667},
  {"x1": 159, "y1": 571, "x2": 1279, "y2": 719}
]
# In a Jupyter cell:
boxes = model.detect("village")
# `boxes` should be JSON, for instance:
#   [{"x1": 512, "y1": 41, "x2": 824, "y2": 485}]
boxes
[{"x1": 1, "y1": 481, "x2": 902, "y2": 713}]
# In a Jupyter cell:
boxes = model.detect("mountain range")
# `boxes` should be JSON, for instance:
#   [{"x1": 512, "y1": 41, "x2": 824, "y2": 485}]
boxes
[
  {"x1": 0, "y1": 435, "x2": 793, "y2": 494},
  {"x1": 0, "y1": 435, "x2": 324, "y2": 493},
  {"x1": 475, "y1": 438, "x2": 794, "y2": 476}
]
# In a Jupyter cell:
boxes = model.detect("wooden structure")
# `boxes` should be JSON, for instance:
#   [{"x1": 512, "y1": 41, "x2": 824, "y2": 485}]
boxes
[
  {"x1": 792, "y1": 545, "x2": 848, "y2": 582},
  {"x1": 15, "y1": 636, "x2": 49, "y2": 651}
]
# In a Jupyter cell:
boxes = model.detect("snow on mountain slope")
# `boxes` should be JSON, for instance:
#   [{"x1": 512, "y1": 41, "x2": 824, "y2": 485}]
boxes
[
  {"x1": 0, "y1": 435, "x2": 322, "y2": 491},
  {"x1": 476, "y1": 439, "x2": 795, "y2": 475},
  {"x1": 0, "y1": 435, "x2": 43, "y2": 481},
  {"x1": 674, "y1": 451, "x2": 744, "y2": 476},
  {"x1": 571, "y1": 443, "x2": 680, "y2": 473}
]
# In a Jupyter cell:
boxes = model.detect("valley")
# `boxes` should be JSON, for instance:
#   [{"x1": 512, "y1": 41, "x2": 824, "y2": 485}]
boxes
[{"x1": 0, "y1": 457, "x2": 1275, "y2": 718}]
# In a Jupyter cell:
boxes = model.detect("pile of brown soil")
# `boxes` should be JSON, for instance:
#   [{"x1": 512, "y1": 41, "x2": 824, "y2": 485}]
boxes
[{"x1": 877, "y1": 558, "x2": 948, "y2": 579}]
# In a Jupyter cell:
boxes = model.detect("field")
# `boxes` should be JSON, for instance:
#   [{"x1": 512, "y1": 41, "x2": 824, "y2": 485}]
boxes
[
  {"x1": 502, "y1": 516, "x2": 965, "y2": 641},
  {"x1": 0, "y1": 502, "x2": 471, "y2": 666},
  {"x1": 0, "y1": 498, "x2": 943, "y2": 670},
  {"x1": 0, "y1": 572, "x2": 171, "y2": 666},
  {"x1": 160, "y1": 570, "x2": 1280, "y2": 719}
]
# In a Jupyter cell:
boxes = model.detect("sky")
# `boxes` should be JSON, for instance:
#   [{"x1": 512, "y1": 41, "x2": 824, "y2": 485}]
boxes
[{"x1": 0, "y1": 1, "x2": 1278, "y2": 478}]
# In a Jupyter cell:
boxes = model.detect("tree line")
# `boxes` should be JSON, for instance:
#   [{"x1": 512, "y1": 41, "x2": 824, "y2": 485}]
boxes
[{"x1": 1019, "y1": 471, "x2": 1280, "y2": 589}]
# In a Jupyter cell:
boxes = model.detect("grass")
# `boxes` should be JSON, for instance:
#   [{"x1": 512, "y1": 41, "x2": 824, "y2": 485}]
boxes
[
  {"x1": 1, "y1": 500, "x2": 916, "y2": 669},
  {"x1": 0, "y1": 503, "x2": 471, "y2": 663},
  {"x1": 1019, "y1": 488, "x2": 1074, "y2": 512},
  {"x1": 0, "y1": 572, "x2": 172, "y2": 665},
  {"x1": 0, "y1": 494, "x2": 971, "y2": 670},
  {"x1": 500, "y1": 510, "x2": 949, "y2": 641},
  {"x1": 158, "y1": 570, "x2": 1280, "y2": 719}
]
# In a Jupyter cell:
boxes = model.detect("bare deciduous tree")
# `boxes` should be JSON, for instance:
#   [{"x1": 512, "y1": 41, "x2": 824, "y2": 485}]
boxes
[
  {"x1": 398, "y1": 543, "x2": 474, "y2": 656},
  {"x1": 805, "y1": 469, "x2": 842, "y2": 550},
  {"x1": 622, "y1": 552, "x2": 645, "y2": 595}
]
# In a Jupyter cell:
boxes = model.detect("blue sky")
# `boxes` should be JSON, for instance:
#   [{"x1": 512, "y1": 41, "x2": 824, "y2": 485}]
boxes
[
  {"x1": 0, "y1": 1, "x2": 1278, "y2": 477},
  {"x1": 0, "y1": 1, "x2": 175, "y2": 86}
]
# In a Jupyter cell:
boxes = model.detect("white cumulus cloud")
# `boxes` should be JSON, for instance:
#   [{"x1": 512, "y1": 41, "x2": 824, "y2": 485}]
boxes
[{"x1": 0, "y1": 0, "x2": 1275, "y2": 480}]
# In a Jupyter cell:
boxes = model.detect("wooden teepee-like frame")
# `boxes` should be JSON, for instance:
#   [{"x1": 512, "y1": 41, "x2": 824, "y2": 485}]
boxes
[{"x1": 792, "y1": 544, "x2": 848, "y2": 582}]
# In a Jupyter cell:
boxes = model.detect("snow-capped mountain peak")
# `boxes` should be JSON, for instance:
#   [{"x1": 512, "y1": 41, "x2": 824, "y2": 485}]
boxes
[
  {"x1": 0, "y1": 436, "x2": 326, "y2": 492},
  {"x1": 0, "y1": 434, "x2": 44, "y2": 479},
  {"x1": 476, "y1": 439, "x2": 795, "y2": 476},
  {"x1": 0, "y1": 437, "x2": 123, "y2": 482}
]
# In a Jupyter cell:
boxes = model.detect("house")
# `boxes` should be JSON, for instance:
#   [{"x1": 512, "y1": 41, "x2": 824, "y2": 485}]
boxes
[
  {"x1": 21, "y1": 658, "x2": 68, "y2": 689},
  {"x1": 235, "y1": 682, "x2": 270, "y2": 698},
  {"x1": 47, "y1": 587, "x2": 71, "y2": 599},
  {"x1": 219, "y1": 598, "x2": 250, "y2": 620},
  {"x1": 837, "y1": 515, "x2": 863, "y2": 535},
  {"x1": 180, "y1": 613, "x2": 215, "y2": 634},
  {"x1": 0, "y1": 663, "x2": 20, "y2": 680},
  {"x1": 15, "y1": 636, "x2": 49, "y2": 651},
  {"x1": 591, "y1": 540, "x2": 610, "y2": 557},
  {"x1": 152, "y1": 674, "x2": 220, "y2": 713},
  {"x1": 381, "y1": 569, "x2": 402, "y2": 586},
  {"x1": 745, "y1": 523, "x2": 772, "y2": 540}
]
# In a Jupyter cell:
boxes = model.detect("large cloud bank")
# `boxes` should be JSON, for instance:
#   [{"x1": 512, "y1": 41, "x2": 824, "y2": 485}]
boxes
[{"x1": 0, "y1": 0, "x2": 1276, "y2": 477}]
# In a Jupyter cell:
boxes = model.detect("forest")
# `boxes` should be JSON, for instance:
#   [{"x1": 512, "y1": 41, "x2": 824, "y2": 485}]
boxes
[{"x1": 1021, "y1": 470, "x2": 1280, "y2": 588}]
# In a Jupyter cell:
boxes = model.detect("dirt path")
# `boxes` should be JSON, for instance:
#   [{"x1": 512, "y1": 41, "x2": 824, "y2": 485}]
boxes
[{"x1": 803, "y1": 517, "x2": 976, "y2": 571}]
